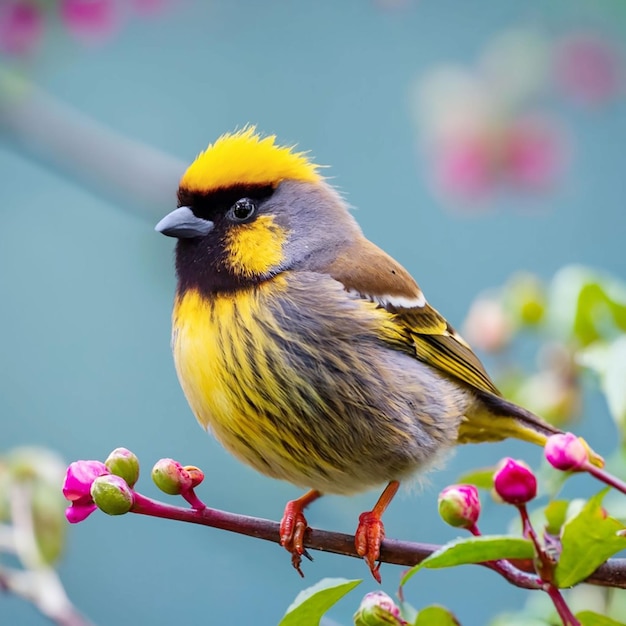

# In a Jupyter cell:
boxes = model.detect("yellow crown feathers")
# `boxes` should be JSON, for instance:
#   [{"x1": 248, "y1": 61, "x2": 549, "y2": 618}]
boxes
[{"x1": 179, "y1": 127, "x2": 323, "y2": 194}]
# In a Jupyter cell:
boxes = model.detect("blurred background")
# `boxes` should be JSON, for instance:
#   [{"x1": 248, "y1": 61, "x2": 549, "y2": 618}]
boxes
[{"x1": 1, "y1": 0, "x2": 625, "y2": 624}]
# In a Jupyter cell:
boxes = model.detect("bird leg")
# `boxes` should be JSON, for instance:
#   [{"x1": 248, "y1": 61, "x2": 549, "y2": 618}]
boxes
[
  {"x1": 355, "y1": 480, "x2": 400, "y2": 583},
  {"x1": 279, "y1": 489, "x2": 321, "y2": 576}
]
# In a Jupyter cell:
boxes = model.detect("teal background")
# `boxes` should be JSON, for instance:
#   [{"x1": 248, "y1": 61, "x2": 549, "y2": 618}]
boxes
[{"x1": 1, "y1": 1, "x2": 625, "y2": 624}]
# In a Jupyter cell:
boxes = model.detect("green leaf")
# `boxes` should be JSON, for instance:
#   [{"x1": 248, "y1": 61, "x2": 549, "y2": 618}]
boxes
[
  {"x1": 279, "y1": 578, "x2": 361, "y2": 626},
  {"x1": 401, "y1": 535, "x2": 535, "y2": 585},
  {"x1": 544, "y1": 500, "x2": 569, "y2": 535},
  {"x1": 456, "y1": 467, "x2": 494, "y2": 489},
  {"x1": 576, "y1": 610, "x2": 626, "y2": 626},
  {"x1": 414, "y1": 605, "x2": 460, "y2": 625},
  {"x1": 548, "y1": 266, "x2": 626, "y2": 346},
  {"x1": 555, "y1": 490, "x2": 626, "y2": 588},
  {"x1": 578, "y1": 336, "x2": 626, "y2": 435}
]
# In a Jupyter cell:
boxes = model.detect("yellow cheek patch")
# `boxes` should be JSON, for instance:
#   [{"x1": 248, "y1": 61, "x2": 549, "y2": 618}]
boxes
[
  {"x1": 224, "y1": 215, "x2": 286, "y2": 277},
  {"x1": 180, "y1": 126, "x2": 322, "y2": 193}
]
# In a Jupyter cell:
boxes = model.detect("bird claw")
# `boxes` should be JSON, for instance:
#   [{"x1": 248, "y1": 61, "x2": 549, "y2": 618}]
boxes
[
  {"x1": 280, "y1": 500, "x2": 312, "y2": 577},
  {"x1": 355, "y1": 510, "x2": 385, "y2": 583}
]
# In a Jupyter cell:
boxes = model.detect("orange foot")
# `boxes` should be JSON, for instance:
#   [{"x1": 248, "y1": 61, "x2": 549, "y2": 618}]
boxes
[
  {"x1": 355, "y1": 510, "x2": 386, "y2": 583},
  {"x1": 279, "y1": 489, "x2": 321, "y2": 576},
  {"x1": 354, "y1": 480, "x2": 400, "y2": 583}
]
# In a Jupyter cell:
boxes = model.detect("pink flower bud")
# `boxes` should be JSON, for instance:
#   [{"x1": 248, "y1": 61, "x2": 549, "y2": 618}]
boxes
[
  {"x1": 0, "y1": 1, "x2": 44, "y2": 56},
  {"x1": 151, "y1": 458, "x2": 193, "y2": 495},
  {"x1": 184, "y1": 465, "x2": 204, "y2": 488},
  {"x1": 493, "y1": 458, "x2": 537, "y2": 505},
  {"x1": 544, "y1": 433, "x2": 589, "y2": 471},
  {"x1": 353, "y1": 591, "x2": 407, "y2": 626},
  {"x1": 438, "y1": 484, "x2": 481, "y2": 529},
  {"x1": 90, "y1": 474, "x2": 134, "y2": 515},
  {"x1": 62, "y1": 460, "x2": 110, "y2": 523}
]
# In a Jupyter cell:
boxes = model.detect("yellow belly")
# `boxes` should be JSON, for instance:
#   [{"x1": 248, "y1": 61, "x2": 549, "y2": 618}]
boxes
[{"x1": 172, "y1": 279, "x2": 330, "y2": 488}]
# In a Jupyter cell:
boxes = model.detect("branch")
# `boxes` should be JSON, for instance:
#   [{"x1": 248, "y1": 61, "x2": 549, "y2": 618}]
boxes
[
  {"x1": 130, "y1": 493, "x2": 626, "y2": 590},
  {"x1": 0, "y1": 66, "x2": 185, "y2": 221}
]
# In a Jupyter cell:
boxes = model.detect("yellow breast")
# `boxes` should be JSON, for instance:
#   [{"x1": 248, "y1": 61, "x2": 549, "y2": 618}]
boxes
[{"x1": 171, "y1": 279, "x2": 322, "y2": 485}]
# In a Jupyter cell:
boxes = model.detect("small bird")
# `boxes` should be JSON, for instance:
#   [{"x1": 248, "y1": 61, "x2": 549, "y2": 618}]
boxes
[{"x1": 155, "y1": 127, "x2": 571, "y2": 581}]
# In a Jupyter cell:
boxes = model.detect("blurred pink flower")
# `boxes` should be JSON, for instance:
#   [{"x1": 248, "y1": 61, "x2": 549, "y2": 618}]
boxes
[
  {"x1": 555, "y1": 33, "x2": 623, "y2": 106},
  {"x1": 0, "y1": 0, "x2": 43, "y2": 56},
  {"x1": 434, "y1": 133, "x2": 495, "y2": 202},
  {"x1": 506, "y1": 116, "x2": 567, "y2": 190},
  {"x1": 60, "y1": 0, "x2": 122, "y2": 44},
  {"x1": 463, "y1": 296, "x2": 512, "y2": 353}
]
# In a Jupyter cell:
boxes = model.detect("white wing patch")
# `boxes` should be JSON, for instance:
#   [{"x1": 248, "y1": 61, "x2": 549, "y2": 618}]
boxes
[{"x1": 348, "y1": 289, "x2": 427, "y2": 309}]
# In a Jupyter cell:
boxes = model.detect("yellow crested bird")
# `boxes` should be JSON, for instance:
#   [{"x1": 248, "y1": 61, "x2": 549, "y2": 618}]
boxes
[{"x1": 155, "y1": 127, "x2": 572, "y2": 581}]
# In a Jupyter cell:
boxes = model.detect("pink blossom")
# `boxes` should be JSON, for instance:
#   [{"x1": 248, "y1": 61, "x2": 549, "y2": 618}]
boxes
[
  {"x1": 544, "y1": 432, "x2": 589, "y2": 471},
  {"x1": 493, "y1": 457, "x2": 537, "y2": 505},
  {"x1": 0, "y1": 0, "x2": 43, "y2": 56},
  {"x1": 506, "y1": 116, "x2": 567, "y2": 190},
  {"x1": 434, "y1": 133, "x2": 494, "y2": 202},
  {"x1": 555, "y1": 33, "x2": 623, "y2": 106},
  {"x1": 62, "y1": 460, "x2": 110, "y2": 523},
  {"x1": 438, "y1": 484, "x2": 481, "y2": 529},
  {"x1": 60, "y1": 0, "x2": 122, "y2": 44},
  {"x1": 463, "y1": 297, "x2": 512, "y2": 353}
]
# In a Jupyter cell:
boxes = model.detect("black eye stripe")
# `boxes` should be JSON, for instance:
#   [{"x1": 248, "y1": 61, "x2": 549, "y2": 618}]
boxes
[{"x1": 178, "y1": 184, "x2": 275, "y2": 220}]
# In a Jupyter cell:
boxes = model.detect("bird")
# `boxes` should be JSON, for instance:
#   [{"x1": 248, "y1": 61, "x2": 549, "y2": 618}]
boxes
[{"x1": 155, "y1": 127, "x2": 590, "y2": 582}]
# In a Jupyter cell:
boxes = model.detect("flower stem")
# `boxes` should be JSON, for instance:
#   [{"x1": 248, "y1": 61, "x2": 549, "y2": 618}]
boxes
[
  {"x1": 544, "y1": 584, "x2": 580, "y2": 626},
  {"x1": 583, "y1": 461, "x2": 626, "y2": 495},
  {"x1": 181, "y1": 489, "x2": 206, "y2": 511}
]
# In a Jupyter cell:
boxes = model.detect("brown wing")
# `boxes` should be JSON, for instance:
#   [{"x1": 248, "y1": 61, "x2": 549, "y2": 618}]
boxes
[{"x1": 325, "y1": 236, "x2": 501, "y2": 397}]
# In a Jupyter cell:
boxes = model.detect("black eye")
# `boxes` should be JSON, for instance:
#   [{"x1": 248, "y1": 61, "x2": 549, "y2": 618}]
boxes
[{"x1": 228, "y1": 198, "x2": 257, "y2": 223}]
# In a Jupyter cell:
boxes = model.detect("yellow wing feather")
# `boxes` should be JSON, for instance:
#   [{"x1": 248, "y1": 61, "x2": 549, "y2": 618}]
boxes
[{"x1": 388, "y1": 303, "x2": 502, "y2": 397}]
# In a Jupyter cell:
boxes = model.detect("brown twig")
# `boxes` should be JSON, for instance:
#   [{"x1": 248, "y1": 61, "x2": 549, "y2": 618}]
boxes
[{"x1": 130, "y1": 493, "x2": 626, "y2": 590}]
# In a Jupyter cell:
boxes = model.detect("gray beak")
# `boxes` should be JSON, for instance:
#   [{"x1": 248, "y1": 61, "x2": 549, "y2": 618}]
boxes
[{"x1": 155, "y1": 206, "x2": 214, "y2": 239}]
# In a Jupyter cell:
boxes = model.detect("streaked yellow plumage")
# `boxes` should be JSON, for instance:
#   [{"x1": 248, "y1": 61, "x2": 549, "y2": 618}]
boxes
[
  {"x1": 180, "y1": 126, "x2": 321, "y2": 194},
  {"x1": 171, "y1": 273, "x2": 440, "y2": 495}
]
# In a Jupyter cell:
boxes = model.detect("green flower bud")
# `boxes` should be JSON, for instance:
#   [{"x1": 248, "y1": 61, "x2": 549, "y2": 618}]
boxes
[
  {"x1": 90, "y1": 475, "x2": 134, "y2": 516},
  {"x1": 151, "y1": 459, "x2": 192, "y2": 495},
  {"x1": 105, "y1": 448, "x2": 140, "y2": 488},
  {"x1": 353, "y1": 591, "x2": 406, "y2": 626},
  {"x1": 438, "y1": 484, "x2": 481, "y2": 530}
]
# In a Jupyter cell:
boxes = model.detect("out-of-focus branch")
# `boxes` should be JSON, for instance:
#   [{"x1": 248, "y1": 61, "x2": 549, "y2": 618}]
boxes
[
  {"x1": 1, "y1": 484, "x2": 94, "y2": 626},
  {"x1": 0, "y1": 567, "x2": 94, "y2": 626},
  {"x1": 0, "y1": 66, "x2": 186, "y2": 221}
]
